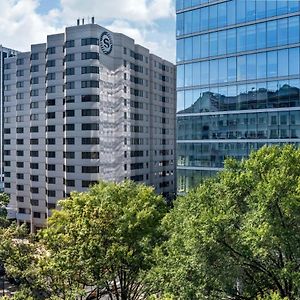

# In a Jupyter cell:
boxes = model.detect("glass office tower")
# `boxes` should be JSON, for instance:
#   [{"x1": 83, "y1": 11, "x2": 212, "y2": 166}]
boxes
[{"x1": 176, "y1": 0, "x2": 300, "y2": 192}]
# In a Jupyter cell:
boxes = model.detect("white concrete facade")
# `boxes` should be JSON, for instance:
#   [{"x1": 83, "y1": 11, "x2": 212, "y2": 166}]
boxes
[{"x1": 3, "y1": 22, "x2": 176, "y2": 231}]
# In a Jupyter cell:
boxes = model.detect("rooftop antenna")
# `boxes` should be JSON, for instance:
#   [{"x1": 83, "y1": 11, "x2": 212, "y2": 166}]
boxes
[
  {"x1": 77, "y1": 18, "x2": 80, "y2": 26},
  {"x1": 92, "y1": 16, "x2": 95, "y2": 24},
  {"x1": 82, "y1": 18, "x2": 85, "y2": 25}
]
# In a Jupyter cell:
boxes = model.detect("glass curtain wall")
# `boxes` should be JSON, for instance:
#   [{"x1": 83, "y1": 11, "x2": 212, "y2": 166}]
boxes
[{"x1": 177, "y1": 0, "x2": 300, "y2": 193}]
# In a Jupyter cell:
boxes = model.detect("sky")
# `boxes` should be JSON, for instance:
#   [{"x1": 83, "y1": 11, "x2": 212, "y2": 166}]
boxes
[{"x1": 0, "y1": 0, "x2": 176, "y2": 62}]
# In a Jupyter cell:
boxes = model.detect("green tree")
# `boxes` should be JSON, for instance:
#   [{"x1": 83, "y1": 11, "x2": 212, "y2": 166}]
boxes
[
  {"x1": 39, "y1": 180, "x2": 167, "y2": 300},
  {"x1": 0, "y1": 194, "x2": 10, "y2": 228},
  {"x1": 152, "y1": 145, "x2": 300, "y2": 299}
]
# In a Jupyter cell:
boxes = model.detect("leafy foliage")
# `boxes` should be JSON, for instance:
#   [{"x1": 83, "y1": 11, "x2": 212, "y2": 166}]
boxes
[
  {"x1": 39, "y1": 180, "x2": 167, "y2": 299},
  {"x1": 152, "y1": 145, "x2": 300, "y2": 299}
]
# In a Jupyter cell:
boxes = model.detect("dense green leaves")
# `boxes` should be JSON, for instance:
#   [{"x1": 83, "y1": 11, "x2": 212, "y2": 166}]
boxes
[
  {"x1": 152, "y1": 145, "x2": 300, "y2": 299},
  {"x1": 40, "y1": 180, "x2": 167, "y2": 299}
]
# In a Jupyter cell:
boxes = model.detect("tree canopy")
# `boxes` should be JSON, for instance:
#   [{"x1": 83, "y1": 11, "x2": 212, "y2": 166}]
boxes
[{"x1": 151, "y1": 145, "x2": 300, "y2": 299}]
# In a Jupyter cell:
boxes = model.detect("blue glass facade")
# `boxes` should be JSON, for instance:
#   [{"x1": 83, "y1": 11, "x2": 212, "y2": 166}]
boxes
[{"x1": 176, "y1": 0, "x2": 300, "y2": 193}]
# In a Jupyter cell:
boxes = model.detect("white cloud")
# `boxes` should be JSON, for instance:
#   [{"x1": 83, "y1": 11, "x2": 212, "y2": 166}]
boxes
[
  {"x1": 0, "y1": 0, "x2": 175, "y2": 62},
  {"x1": 59, "y1": 0, "x2": 175, "y2": 24}
]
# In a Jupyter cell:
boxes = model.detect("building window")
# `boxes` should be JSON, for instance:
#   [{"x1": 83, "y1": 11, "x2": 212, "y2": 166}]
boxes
[
  {"x1": 82, "y1": 180, "x2": 97, "y2": 188},
  {"x1": 63, "y1": 124, "x2": 75, "y2": 131},
  {"x1": 46, "y1": 99, "x2": 56, "y2": 106},
  {"x1": 65, "y1": 68, "x2": 75, "y2": 76},
  {"x1": 81, "y1": 95, "x2": 99, "y2": 102},
  {"x1": 46, "y1": 86, "x2": 56, "y2": 93},
  {"x1": 63, "y1": 96, "x2": 75, "y2": 104},
  {"x1": 30, "y1": 65, "x2": 39, "y2": 72},
  {"x1": 65, "y1": 81, "x2": 75, "y2": 90},
  {"x1": 30, "y1": 163, "x2": 39, "y2": 169},
  {"x1": 46, "y1": 60, "x2": 56, "y2": 67},
  {"x1": 81, "y1": 123, "x2": 99, "y2": 130},
  {"x1": 82, "y1": 166, "x2": 99, "y2": 173},
  {"x1": 63, "y1": 138, "x2": 75, "y2": 145},
  {"x1": 30, "y1": 151, "x2": 39, "y2": 157},
  {"x1": 65, "y1": 53, "x2": 75, "y2": 61},
  {"x1": 46, "y1": 177, "x2": 56, "y2": 184},
  {"x1": 81, "y1": 38, "x2": 99, "y2": 46},
  {"x1": 64, "y1": 110, "x2": 75, "y2": 117},
  {"x1": 46, "y1": 151, "x2": 56, "y2": 158},
  {"x1": 63, "y1": 152, "x2": 75, "y2": 159},
  {"x1": 63, "y1": 165, "x2": 75, "y2": 173},
  {"x1": 30, "y1": 139, "x2": 39, "y2": 145},
  {"x1": 30, "y1": 126, "x2": 39, "y2": 133},
  {"x1": 46, "y1": 72, "x2": 56, "y2": 80},
  {"x1": 65, "y1": 40, "x2": 75, "y2": 48},
  {"x1": 46, "y1": 112, "x2": 56, "y2": 119},
  {"x1": 81, "y1": 137, "x2": 99, "y2": 145},
  {"x1": 81, "y1": 52, "x2": 99, "y2": 60},
  {"x1": 81, "y1": 80, "x2": 99, "y2": 88},
  {"x1": 64, "y1": 179, "x2": 75, "y2": 187},
  {"x1": 81, "y1": 152, "x2": 100, "y2": 159},
  {"x1": 81, "y1": 109, "x2": 99, "y2": 116},
  {"x1": 45, "y1": 138, "x2": 56, "y2": 145},
  {"x1": 45, "y1": 125, "x2": 56, "y2": 132},
  {"x1": 46, "y1": 47, "x2": 56, "y2": 55},
  {"x1": 31, "y1": 199, "x2": 39, "y2": 206},
  {"x1": 33, "y1": 212, "x2": 41, "y2": 218},
  {"x1": 81, "y1": 66, "x2": 99, "y2": 74},
  {"x1": 30, "y1": 176, "x2": 39, "y2": 182},
  {"x1": 31, "y1": 187, "x2": 39, "y2": 194},
  {"x1": 46, "y1": 164, "x2": 56, "y2": 171},
  {"x1": 30, "y1": 53, "x2": 39, "y2": 60}
]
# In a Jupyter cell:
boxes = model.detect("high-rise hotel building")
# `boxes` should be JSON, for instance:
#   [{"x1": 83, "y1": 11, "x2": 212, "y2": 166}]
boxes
[
  {"x1": 3, "y1": 21, "x2": 176, "y2": 231},
  {"x1": 0, "y1": 46, "x2": 18, "y2": 192},
  {"x1": 176, "y1": 0, "x2": 300, "y2": 192}
]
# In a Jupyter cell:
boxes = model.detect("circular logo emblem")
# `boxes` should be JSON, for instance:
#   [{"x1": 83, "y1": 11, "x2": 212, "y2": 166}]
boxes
[{"x1": 100, "y1": 32, "x2": 113, "y2": 55}]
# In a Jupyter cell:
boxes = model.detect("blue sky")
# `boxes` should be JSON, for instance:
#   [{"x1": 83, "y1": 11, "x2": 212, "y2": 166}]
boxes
[{"x1": 0, "y1": 0, "x2": 176, "y2": 62}]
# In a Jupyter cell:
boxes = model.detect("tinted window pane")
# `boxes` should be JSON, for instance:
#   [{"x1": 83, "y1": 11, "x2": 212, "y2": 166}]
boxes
[
  {"x1": 201, "y1": 61, "x2": 209, "y2": 85},
  {"x1": 266, "y1": 0, "x2": 277, "y2": 17},
  {"x1": 200, "y1": 7, "x2": 209, "y2": 31},
  {"x1": 177, "y1": 65, "x2": 184, "y2": 87},
  {"x1": 278, "y1": 49, "x2": 288, "y2": 77},
  {"x1": 277, "y1": 0, "x2": 288, "y2": 15},
  {"x1": 257, "y1": 23, "x2": 266, "y2": 49},
  {"x1": 267, "y1": 51, "x2": 278, "y2": 78},
  {"x1": 226, "y1": 0, "x2": 236, "y2": 25},
  {"x1": 246, "y1": 25, "x2": 256, "y2": 51},
  {"x1": 236, "y1": 0, "x2": 246, "y2": 23},
  {"x1": 192, "y1": 9, "x2": 200, "y2": 33},
  {"x1": 184, "y1": 11, "x2": 192, "y2": 34},
  {"x1": 289, "y1": 17, "x2": 300, "y2": 44},
  {"x1": 277, "y1": 18, "x2": 288, "y2": 46},
  {"x1": 218, "y1": 2, "x2": 227, "y2": 27},
  {"x1": 184, "y1": 37, "x2": 193, "y2": 61},
  {"x1": 185, "y1": 63, "x2": 193, "y2": 87},
  {"x1": 210, "y1": 32, "x2": 218, "y2": 56},
  {"x1": 247, "y1": 54, "x2": 256, "y2": 80},
  {"x1": 256, "y1": 0, "x2": 266, "y2": 19},
  {"x1": 200, "y1": 34, "x2": 209, "y2": 58},
  {"x1": 209, "y1": 5, "x2": 218, "y2": 29},
  {"x1": 237, "y1": 27, "x2": 246, "y2": 52},
  {"x1": 289, "y1": 47, "x2": 300, "y2": 76},
  {"x1": 227, "y1": 29, "x2": 236, "y2": 54},
  {"x1": 289, "y1": 0, "x2": 300, "y2": 13},
  {"x1": 193, "y1": 35, "x2": 201, "y2": 59},
  {"x1": 246, "y1": 0, "x2": 256, "y2": 22},
  {"x1": 177, "y1": 39, "x2": 184, "y2": 62},
  {"x1": 176, "y1": 13, "x2": 184, "y2": 36},
  {"x1": 192, "y1": 62, "x2": 201, "y2": 86},
  {"x1": 219, "y1": 58, "x2": 227, "y2": 83},
  {"x1": 210, "y1": 60, "x2": 218, "y2": 84},
  {"x1": 237, "y1": 56, "x2": 246, "y2": 81},
  {"x1": 257, "y1": 53, "x2": 267, "y2": 79},
  {"x1": 267, "y1": 21, "x2": 277, "y2": 48},
  {"x1": 227, "y1": 57, "x2": 236, "y2": 82},
  {"x1": 218, "y1": 31, "x2": 227, "y2": 55}
]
